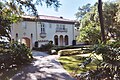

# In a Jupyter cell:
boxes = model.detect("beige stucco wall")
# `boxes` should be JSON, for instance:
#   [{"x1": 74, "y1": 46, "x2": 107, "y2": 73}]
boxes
[{"x1": 11, "y1": 20, "x2": 76, "y2": 48}]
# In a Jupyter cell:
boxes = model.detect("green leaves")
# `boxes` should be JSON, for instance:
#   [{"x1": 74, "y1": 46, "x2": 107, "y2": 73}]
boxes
[
  {"x1": 76, "y1": 1, "x2": 120, "y2": 44},
  {"x1": 0, "y1": 0, "x2": 61, "y2": 40},
  {"x1": 75, "y1": 3, "x2": 91, "y2": 19}
]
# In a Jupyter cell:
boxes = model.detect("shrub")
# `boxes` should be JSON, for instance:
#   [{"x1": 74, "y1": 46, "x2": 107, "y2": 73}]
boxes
[
  {"x1": 33, "y1": 43, "x2": 54, "y2": 52},
  {"x1": 10, "y1": 42, "x2": 33, "y2": 65},
  {"x1": 54, "y1": 46, "x2": 91, "y2": 56},
  {"x1": 76, "y1": 41, "x2": 120, "y2": 79},
  {"x1": 58, "y1": 49, "x2": 82, "y2": 56},
  {"x1": 48, "y1": 46, "x2": 75, "y2": 55},
  {"x1": 0, "y1": 42, "x2": 33, "y2": 69}
]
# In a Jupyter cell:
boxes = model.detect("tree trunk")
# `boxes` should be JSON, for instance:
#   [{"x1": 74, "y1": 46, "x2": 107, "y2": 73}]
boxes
[{"x1": 98, "y1": 0, "x2": 106, "y2": 43}]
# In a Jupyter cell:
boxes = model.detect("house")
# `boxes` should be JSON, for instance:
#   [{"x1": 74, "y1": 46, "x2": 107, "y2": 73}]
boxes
[{"x1": 11, "y1": 15, "x2": 78, "y2": 48}]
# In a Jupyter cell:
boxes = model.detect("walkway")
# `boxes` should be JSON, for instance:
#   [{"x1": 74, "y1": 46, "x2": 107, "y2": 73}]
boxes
[{"x1": 10, "y1": 51, "x2": 76, "y2": 80}]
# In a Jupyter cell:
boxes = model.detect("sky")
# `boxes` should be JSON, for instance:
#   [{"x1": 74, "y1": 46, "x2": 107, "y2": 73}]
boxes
[{"x1": 36, "y1": 0, "x2": 113, "y2": 20}]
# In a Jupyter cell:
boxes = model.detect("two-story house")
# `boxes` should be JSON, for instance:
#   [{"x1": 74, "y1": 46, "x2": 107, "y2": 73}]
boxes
[{"x1": 11, "y1": 15, "x2": 78, "y2": 48}]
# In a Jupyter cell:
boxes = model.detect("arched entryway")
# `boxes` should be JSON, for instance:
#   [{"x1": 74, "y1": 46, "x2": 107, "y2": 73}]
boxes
[
  {"x1": 60, "y1": 35, "x2": 63, "y2": 46},
  {"x1": 54, "y1": 35, "x2": 58, "y2": 45},
  {"x1": 65, "y1": 35, "x2": 69, "y2": 45},
  {"x1": 22, "y1": 37, "x2": 30, "y2": 48}
]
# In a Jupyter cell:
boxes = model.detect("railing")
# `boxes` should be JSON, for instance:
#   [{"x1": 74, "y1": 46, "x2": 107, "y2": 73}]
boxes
[
  {"x1": 40, "y1": 33, "x2": 46, "y2": 38},
  {"x1": 56, "y1": 28, "x2": 67, "y2": 32}
]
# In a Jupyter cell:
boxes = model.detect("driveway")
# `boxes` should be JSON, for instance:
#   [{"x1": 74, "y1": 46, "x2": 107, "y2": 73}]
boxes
[{"x1": 10, "y1": 51, "x2": 76, "y2": 80}]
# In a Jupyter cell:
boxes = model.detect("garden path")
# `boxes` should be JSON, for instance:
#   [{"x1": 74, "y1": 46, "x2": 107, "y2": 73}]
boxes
[{"x1": 10, "y1": 51, "x2": 76, "y2": 80}]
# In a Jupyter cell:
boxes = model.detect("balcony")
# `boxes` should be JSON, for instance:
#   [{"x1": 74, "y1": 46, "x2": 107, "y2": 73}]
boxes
[
  {"x1": 40, "y1": 33, "x2": 46, "y2": 38},
  {"x1": 56, "y1": 28, "x2": 67, "y2": 32}
]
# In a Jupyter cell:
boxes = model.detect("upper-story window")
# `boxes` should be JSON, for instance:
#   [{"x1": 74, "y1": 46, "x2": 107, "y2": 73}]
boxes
[
  {"x1": 49, "y1": 23, "x2": 52, "y2": 28},
  {"x1": 41, "y1": 23, "x2": 45, "y2": 33},
  {"x1": 22, "y1": 21, "x2": 27, "y2": 29},
  {"x1": 56, "y1": 24, "x2": 59, "y2": 28},
  {"x1": 63, "y1": 25, "x2": 65, "y2": 30},
  {"x1": 56, "y1": 24, "x2": 67, "y2": 32}
]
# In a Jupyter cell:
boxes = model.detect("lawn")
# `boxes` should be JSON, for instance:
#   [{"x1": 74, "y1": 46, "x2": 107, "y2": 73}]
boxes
[{"x1": 59, "y1": 53, "x2": 102, "y2": 76}]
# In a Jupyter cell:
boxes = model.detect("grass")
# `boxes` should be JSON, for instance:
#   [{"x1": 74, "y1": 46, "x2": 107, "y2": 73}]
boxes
[{"x1": 59, "y1": 53, "x2": 102, "y2": 76}]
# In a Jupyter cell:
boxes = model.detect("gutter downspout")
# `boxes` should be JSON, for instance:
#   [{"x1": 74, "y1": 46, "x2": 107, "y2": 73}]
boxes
[
  {"x1": 73, "y1": 24, "x2": 74, "y2": 40},
  {"x1": 35, "y1": 16, "x2": 38, "y2": 41}
]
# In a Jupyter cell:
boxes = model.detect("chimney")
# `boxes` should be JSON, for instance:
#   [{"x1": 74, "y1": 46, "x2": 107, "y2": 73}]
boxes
[{"x1": 60, "y1": 16, "x2": 63, "y2": 19}]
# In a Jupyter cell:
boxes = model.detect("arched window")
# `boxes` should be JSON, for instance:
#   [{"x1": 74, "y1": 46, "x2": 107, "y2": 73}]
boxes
[
  {"x1": 22, "y1": 37, "x2": 30, "y2": 48},
  {"x1": 16, "y1": 33, "x2": 18, "y2": 41},
  {"x1": 54, "y1": 35, "x2": 58, "y2": 45},
  {"x1": 31, "y1": 33, "x2": 33, "y2": 38},
  {"x1": 65, "y1": 35, "x2": 69, "y2": 45},
  {"x1": 60, "y1": 35, "x2": 63, "y2": 46}
]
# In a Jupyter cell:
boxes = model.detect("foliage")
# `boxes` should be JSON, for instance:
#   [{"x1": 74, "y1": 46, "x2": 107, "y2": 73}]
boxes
[
  {"x1": 10, "y1": 42, "x2": 33, "y2": 64},
  {"x1": 75, "y1": 3, "x2": 91, "y2": 19},
  {"x1": 0, "y1": 2, "x2": 20, "y2": 40},
  {"x1": 76, "y1": 2, "x2": 120, "y2": 43},
  {"x1": 58, "y1": 47, "x2": 91, "y2": 56},
  {"x1": 33, "y1": 42, "x2": 54, "y2": 52},
  {"x1": 103, "y1": 2, "x2": 120, "y2": 40},
  {"x1": 3, "y1": 0, "x2": 61, "y2": 15},
  {"x1": 58, "y1": 49, "x2": 82, "y2": 56},
  {"x1": 78, "y1": 25, "x2": 101, "y2": 44},
  {"x1": 93, "y1": 42, "x2": 120, "y2": 65},
  {"x1": 0, "y1": 0, "x2": 61, "y2": 40},
  {"x1": 76, "y1": 41, "x2": 120, "y2": 79},
  {"x1": 76, "y1": 3, "x2": 101, "y2": 44},
  {"x1": 115, "y1": 0, "x2": 120, "y2": 22},
  {"x1": 0, "y1": 42, "x2": 33, "y2": 69},
  {"x1": 50, "y1": 46, "x2": 74, "y2": 52}
]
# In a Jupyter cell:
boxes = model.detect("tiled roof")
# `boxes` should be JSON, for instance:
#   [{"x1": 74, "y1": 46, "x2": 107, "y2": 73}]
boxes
[
  {"x1": 39, "y1": 15, "x2": 75, "y2": 22},
  {"x1": 22, "y1": 15, "x2": 75, "y2": 24}
]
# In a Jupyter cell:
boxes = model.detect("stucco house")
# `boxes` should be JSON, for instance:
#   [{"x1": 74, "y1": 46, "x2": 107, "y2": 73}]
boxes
[{"x1": 11, "y1": 15, "x2": 78, "y2": 48}]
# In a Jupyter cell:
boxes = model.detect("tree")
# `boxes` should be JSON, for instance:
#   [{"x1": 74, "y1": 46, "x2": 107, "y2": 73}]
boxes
[
  {"x1": 76, "y1": 3, "x2": 101, "y2": 44},
  {"x1": 3, "y1": 0, "x2": 61, "y2": 15},
  {"x1": 103, "y1": 2, "x2": 119, "y2": 40},
  {"x1": 0, "y1": 2, "x2": 12, "y2": 40},
  {"x1": 75, "y1": 3, "x2": 91, "y2": 19},
  {"x1": 0, "y1": 0, "x2": 61, "y2": 40},
  {"x1": 98, "y1": 0, "x2": 106, "y2": 43},
  {"x1": 76, "y1": 1, "x2": 119, "y2": 44}
]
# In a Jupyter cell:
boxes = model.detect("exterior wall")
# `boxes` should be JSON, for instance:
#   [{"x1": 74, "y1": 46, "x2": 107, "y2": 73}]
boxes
[
  {"x1": 11, "y1": 20, "x2": 76, "y2": 48},
  {"x1": 11, "y1": 21, "x2": 37, "y2": 48}
]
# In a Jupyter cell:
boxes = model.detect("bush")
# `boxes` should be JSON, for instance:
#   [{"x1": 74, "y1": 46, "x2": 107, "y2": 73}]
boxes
[
  {"x1": 76, "y1": 41, "x2": 120, "y2": 79},
  {"x1": 0, "y1": 42, "x2": 33, "y2": 69},
  {"x1": 10, "y1": 42, "x2": 33, "y2": 64},
  {"x1": 49, "y1": 45, "x2": 92, "y2": 55},
  {"x1": 48, "y1": 46, "x2": 74, "y2": 55},
  {"x1": 58, "y1": 49, "x2": 82, "y2": 56},
  {"x1": 33, "y1": 43, "x2": 54, "y2": 52}
]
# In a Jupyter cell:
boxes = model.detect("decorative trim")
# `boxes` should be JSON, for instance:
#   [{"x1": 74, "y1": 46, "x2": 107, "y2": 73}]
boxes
[
  {"x1": 23, "y1": 18, "x2": 75, "y2": 24},
  {"x1": 37, "y1": 40, "x2": 49, "y2": 42}
]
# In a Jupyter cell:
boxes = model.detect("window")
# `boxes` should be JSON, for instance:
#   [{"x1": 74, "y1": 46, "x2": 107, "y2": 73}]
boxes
[
  {"x1": 22, "y1": 21, "x2": 27, "y2": 29},
  {"x1": 56, "y1": 24, "x2": 59, "y2": 27},
  {"x1": 56, "y1": 24, "x2": 67, "y2": 32},
  {"x1": 49, "y1": 23, "x2": 52, "y2": 28},
  {"x1": 63, "y1": 25, "x2": 65, "y2": 30},
  {"x1": 31, "y1": 33, "x2": 33, "y2": 38},
  {"x1": 16, "y1": 33, "x2": 18, "y2": 41},
  {"x1": 41, "y1": 23, "x2": 45, "y2": 33}
]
